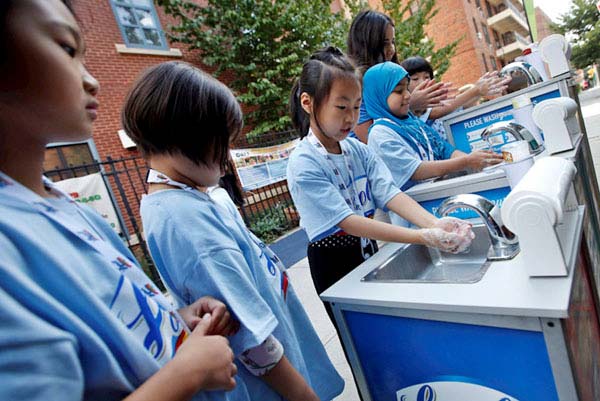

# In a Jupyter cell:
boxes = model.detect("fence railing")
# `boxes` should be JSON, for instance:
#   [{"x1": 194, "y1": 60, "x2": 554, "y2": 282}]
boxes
[{"x1": 44, "y1": 151, "x2": 301, "y2": 285}]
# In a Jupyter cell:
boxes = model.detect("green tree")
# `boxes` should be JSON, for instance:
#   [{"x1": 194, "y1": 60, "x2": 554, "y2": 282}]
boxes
[
  {"x1": 158, "y1": 0, "x2": 458, "y2": 140},
  {"x1": 157, "y1": 0, "x2": 357, "y2": 140},
  {"x1": 383, "y1": 0, "x2": 461, "y2": 77},
  {"x1": 553, "y1": 0, "x2": 600, "y2": 69}
]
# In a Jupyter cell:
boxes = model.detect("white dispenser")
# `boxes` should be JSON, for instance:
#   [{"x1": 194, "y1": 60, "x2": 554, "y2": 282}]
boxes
[
  {"x1": 539, "y1": 34, "x2": 571, "y2": 78},
  {"x1": 532, "y1": 97, "x2": 579, "y2": 154},
  {"x1": 501, "y1": 157, "x2": 577, "y2": 277}
]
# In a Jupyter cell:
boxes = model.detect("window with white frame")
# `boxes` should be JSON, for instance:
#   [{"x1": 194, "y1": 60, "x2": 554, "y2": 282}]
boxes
[{"x1": 109, "y1": 0, "x2": 168, "y2": 50}]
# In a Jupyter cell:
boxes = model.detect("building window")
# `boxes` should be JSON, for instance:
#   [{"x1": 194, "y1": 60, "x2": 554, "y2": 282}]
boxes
[
  {"x1": 110, "y1": 0, "x2": 167, "y2": 50},
  {"x1": 482, "y1": 53, "x2": 489, "y2": 71},
  {"x1": 481, "y1": 23, "x2": 491, "y2": 45},
  {"x1": 475, "y1": 0, "x2": 482, "y2": 8},
  {"x1": 493, "y1": 30, "x2": 501, "y2": 48},
  {"x1": 490, "y1": 55, "x2": 497, "y2": 70},
  {"x1": 44, "y1": 143, "x2": 100, "y2": 180},
  {"x1": 473, "y1": 17, "x2": 479, "y2": 33},
  {"x1": 485, "y1": 0, "x2": 494, "y2": 17}
]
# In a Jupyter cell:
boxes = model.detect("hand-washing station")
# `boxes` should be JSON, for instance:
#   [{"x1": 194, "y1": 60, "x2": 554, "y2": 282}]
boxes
[{"x1": 322, "y1": 158, "x2": 599, "y2": 401}]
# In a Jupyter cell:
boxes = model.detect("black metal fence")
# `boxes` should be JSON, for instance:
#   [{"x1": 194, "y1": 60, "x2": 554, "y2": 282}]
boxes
[
  {"x1": 44, "y1": 156, "x2": 162, "y2": 285},
  {"x1": 44, "y1": 136, "x2": 301, "y2": 284}
]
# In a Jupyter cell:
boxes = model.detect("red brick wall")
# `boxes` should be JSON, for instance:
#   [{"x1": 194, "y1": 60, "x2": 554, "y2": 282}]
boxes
[
  {"x1": 535, "y1": 7, "x2": 555, "y2": 41},
  {"x1": 393, "y1": 0, "x2": 503, "y2": 88},
  {"x1": 73, "y1": 0, "x2": 238, "y2": 160}
]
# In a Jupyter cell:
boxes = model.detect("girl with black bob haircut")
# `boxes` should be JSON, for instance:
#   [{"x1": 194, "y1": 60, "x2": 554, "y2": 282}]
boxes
[
  {"x1": 0, "y1": 1, "x2": 238, "y2": 400},
  {"x1": 126, "y1": 60, "x2": 344, "y2": 401},
  {"x1": 122, "y1": 61, "x2": 242, "y2": 172},
  {"x1": 286, "y1": 47, "x2": 475, "y2": 323}
]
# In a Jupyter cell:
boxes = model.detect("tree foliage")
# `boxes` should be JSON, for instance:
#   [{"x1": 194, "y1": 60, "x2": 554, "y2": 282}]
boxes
[
  {"x1": 553, "y1": 0, "x2": 600, "y2": 69},
  {"x1": 158, "y1": 0, "x2": 460, "y2": 139},
  {"x1": 157, "y1": 0, "x2": 356, "y2": 139},
  {"x1": 383, "y1": 0, "x2": 460, "y2": 77}
]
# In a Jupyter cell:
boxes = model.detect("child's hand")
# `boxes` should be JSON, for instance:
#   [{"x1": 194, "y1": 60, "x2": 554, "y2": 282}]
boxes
[
  {"x1": 434, "y1": 217, "x2": 475, "y2": 253},
  {"x1": 409, "y1": 80, "x2": 451, "y2": 111},
  {"x1": 465, "y1": 150, "x2": 504, "y2": 171},
  {"x1": 419, "y1": 227, "x2": 464, "y2": 253},
  {"x1": 179, "y1": 296, "x2": 240, "y2": 336},
  {"x1": 172, "y1": 314, "x2": 237, "y2": 392},
  {"x1": 475, "y1": 71, "x2": 511, "y2": 97}
]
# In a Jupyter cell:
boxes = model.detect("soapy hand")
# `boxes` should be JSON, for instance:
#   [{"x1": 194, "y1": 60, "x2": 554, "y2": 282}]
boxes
[
  {"x1": 420, "y1": 228, "x2": 465, "y2": 253},
  {"x1": 431, "y1": 216, "x2": 475, "y2": 253}
]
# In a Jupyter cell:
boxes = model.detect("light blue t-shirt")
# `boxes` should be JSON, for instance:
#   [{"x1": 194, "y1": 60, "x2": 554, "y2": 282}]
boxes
[
  {"x1": 286, "y1": 137, "x2": 401, "y2": 242},
  {"x1": 0, "y1": 181, "x2": 188, "y2": 401},
  {"x1": 140, "y1": 189, "x2": 344, "y2": 401},
  {"x1": 368, "y1": 122, "x2": 422, "y2": 191}
]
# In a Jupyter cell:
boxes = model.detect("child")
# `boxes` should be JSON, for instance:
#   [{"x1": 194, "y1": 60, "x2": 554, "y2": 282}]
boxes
[
  {"x1": 0, "y1": 1, "x2": 238, "y2": 400},
  {"x1": 401, "y1": 56, "x2": 510, "y2": 139},
  {"x1": 364, "y1": 62, "x2": 505, "y2": 182},
  {"x1": 286, "y1": 47, "x2": 474, "y2": 319},
  {"x1": 347, "y1": 10, "x2": 449, "y2": 143},
  {"x1": 124, "y1": 61, "x2": 343, "y2": 401},
  {"x1": 363, "y1": 62, "x2": 504, "y2": 224}
]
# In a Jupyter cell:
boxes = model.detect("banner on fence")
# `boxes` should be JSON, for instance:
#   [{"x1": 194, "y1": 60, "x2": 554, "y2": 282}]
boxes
[
  {"x1": 230, "y1": 139, "x2": 299, "y2": 190},
  {"x1": 54, "y1": 172, "x2": 123, "y2": 236}
]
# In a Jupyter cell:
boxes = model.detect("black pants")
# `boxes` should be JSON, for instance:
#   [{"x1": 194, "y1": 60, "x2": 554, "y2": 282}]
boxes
[
  {"x1": 307, "y1": 234, "x2": 377, "y2": 400},
  {"x1": 307, "y1": 234, "x2": 377, "y2": 322}
]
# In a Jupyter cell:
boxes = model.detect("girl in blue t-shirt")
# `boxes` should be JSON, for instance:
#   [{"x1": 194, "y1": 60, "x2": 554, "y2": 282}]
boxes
[
  {"x1": 0, "y1": 1, "x2": 237, "y2": 400},
  {"x1": 364, "y1": 62, "x2": 504, "y2": 193},
  {"x1": 286, "y1": 47, "x2": 475, "y2": 321},
  {"x1": 124, "y1": 61, "x2": 343, "y2": 401}
]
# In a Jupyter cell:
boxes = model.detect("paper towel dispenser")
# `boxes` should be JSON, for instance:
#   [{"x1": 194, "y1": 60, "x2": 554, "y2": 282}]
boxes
[
  {"x1": 501, "y1": 157, "x2": 577, "y2": 277},
  {"x1": 532, "y1": 97, "x2": 579, "y2": 155}
]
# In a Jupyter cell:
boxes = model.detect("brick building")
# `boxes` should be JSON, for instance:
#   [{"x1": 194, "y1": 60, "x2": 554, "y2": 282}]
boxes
[
  {"x1": 391, "y1": 0, "x2": 533, "y2": 88},
  {"x1": 44, "y1": 0, "x2": 207, "y2": 171},
  {"x1": 534, "y1": 6, "x2": 555, "y2": 41}
]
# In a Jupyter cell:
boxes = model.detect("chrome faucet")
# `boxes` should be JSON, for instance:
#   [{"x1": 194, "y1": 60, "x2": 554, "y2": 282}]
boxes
[
  {"x1": 480, "y1": 121, "x2": 545, "y2": 155},
  {"x1": 500, "y1": 61, "x2": 543, "y2": 93},
  {"x1": 437, "y1": 194, "x2": 519, "y2": 261}
]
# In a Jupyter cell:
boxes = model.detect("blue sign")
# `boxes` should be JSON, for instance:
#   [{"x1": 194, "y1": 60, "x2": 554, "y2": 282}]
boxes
[
  {"x1": 344, "y1": 310, "x2": 559, "y2": 401},
  {"x1": 419, "y1": 186, "x2": 511, "y2": 219},
  {"x1": 449, "y1": 89, "x2": 561, "y2": 153}
]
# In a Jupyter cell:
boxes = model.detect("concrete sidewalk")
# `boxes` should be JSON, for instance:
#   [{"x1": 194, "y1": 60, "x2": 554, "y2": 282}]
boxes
[{"x1": 286, "y1": 258, "x2": 361, "y2": 401}]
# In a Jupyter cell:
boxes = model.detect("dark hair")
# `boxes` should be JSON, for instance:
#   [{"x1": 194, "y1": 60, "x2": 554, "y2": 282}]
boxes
[
  {"x1": 1, "y1": 0, "x2": 75, "y2": 60},
  {"x1": 289, "y1": 47, "x2": 361, "y2": 137},
  {"x1": 122, "y1": 61, "x2": 243, "y2": 168},
  {"x1": 219, "y1": 159, "x2": 244, "y2": 207},
  {"x1": 400, "y1": 56, "x2": 434, "y2": 80},
  {"x1": 347, "y1": 10, "x2": 397, "y2": 72}
]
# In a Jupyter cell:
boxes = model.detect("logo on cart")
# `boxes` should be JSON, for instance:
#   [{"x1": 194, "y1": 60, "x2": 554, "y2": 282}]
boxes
[{"x1": 396, "y1": 382, "x2": 518, "y2": 401}]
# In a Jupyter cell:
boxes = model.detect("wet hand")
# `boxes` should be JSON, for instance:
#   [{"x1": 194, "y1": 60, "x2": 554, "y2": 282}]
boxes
[
  {"x1": 434, "y1": 216, "x2": 475, "y2": 253},
  {"x1": 465, "y1": 150, "x2": 504, "y2": 171}
]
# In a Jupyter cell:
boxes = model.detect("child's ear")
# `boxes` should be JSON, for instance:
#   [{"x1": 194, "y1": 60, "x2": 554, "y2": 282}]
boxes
[{"x1": 300, "y1": 92, "x2": 313, "y2": 115}]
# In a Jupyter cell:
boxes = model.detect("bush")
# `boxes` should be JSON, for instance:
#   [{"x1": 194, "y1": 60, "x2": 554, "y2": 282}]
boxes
[{"x1": 247, "y1": 202, "x2": 295, "y2": 243}]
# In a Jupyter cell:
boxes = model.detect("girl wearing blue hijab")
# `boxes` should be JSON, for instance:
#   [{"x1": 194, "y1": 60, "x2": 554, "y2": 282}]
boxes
[{"x1": 363, "y1": 62, "x2": 502, "y2": 194}]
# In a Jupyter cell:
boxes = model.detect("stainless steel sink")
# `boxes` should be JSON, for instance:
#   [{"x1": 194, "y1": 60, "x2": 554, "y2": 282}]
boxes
[{"x1": 361, "y1": 225, "x2": 492, "y2": 283}]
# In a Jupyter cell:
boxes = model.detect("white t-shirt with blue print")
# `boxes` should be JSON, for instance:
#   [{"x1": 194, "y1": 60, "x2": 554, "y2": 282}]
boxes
[
  {"x1": 140, "y1": 189, "x2": 344, "y2": 401},
  {"x1": 0, "y1": 178, "x2": 188, "y2": 401},
  {"x1": 286, "y1": 137, "x2": 401, "y2": 242}
]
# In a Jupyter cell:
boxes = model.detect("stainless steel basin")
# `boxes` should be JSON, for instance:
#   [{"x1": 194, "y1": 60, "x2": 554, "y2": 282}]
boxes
[{"x1": 361, "y1": 225, "x2": 492, "y2": 283}]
